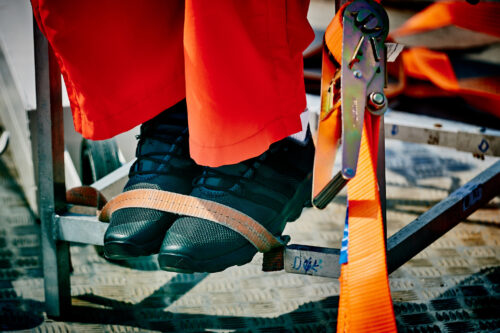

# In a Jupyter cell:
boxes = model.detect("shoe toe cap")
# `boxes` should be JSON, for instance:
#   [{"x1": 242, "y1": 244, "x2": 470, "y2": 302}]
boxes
[
  {"x1": 160, "y1": 216, "x2": 248, "y2": 259},
  {"x1": 104, "y1": 208, "x2": 176, "y2": 258}
]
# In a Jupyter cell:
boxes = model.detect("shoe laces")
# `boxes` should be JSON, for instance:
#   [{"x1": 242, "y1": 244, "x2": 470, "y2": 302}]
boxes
[
  {"x1": 129, "y1": 125, "x2": 188, "y2": 178},
  {"x1": 192, "y1": 146, "x2": 279, "y2": 195}
]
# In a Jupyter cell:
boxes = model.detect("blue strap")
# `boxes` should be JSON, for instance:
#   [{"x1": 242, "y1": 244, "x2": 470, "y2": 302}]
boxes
[{"x1": 339, "y1": 203, "x2": 349, "y2": 264}]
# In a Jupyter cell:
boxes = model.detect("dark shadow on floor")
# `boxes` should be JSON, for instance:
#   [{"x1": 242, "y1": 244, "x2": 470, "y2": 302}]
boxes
[{"x1": 24, "y1": 266, "x2": 500, "y2": 332}]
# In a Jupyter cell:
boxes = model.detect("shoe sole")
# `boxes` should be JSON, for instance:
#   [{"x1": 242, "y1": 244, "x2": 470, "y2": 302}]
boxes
[
  {"x1": 104, "y1": 237, "x2": 162, "y2": 260},
  {"x1": 158, "y1": 173, "x2": 313, "y2": 273}
]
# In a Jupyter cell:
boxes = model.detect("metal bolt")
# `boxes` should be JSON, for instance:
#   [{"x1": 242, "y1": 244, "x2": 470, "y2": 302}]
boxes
[
  {"x1": 343, "y1": 168, "x2": 355, "y2": 178},
  {"x1": 367, "y1": 92, "x2": 387, "y2": 116},
  {"x1": 353, "y1": 70, "x2": 363, "y2": 79},
  {"x1": 370, "y1": 92, "x2": 385, "y2": 106}
]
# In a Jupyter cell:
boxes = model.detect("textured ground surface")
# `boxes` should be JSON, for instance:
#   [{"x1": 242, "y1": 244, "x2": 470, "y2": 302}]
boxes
[{"x1": 0, "y1": 139, "x2": 499, "y2": 333}]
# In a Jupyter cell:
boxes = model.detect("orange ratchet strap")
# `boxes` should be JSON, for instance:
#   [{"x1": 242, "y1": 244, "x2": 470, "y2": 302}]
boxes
[
  {"x1": 316, "y1": 1, "x2": 397, "y2": 331},
  {"x1": 392, "y1": 1, "x2": 500, "y2": 39},
  {"x1": 389, "y1": 1, "x2": 500, "y2": 118}
]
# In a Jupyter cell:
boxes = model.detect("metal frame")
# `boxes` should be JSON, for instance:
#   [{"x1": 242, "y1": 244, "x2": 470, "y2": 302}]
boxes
[
  {"x1": 384, "y1": 111, "x2": 500, "y2": 157},
  {"x1": 33, "y1": 22, "x2": 71, "y2": 317},
  {"x1": 32, "y1": 12, "x2": 500, "y2": 320},
  {"x1": 283, "y1": 160, "x2": 500, "y2": 278}
]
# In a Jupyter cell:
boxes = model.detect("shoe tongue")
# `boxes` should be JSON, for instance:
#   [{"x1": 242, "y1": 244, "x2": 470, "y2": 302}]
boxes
[
  {"x1": 135, "y1": 123, "x2": 186, "y2": 173},
  {"x1": 132, "y1": 100, "x2": 189, "y2": 174},
  {"x1": 141, "y1": 101, "x2": 188, "y2": 142}
]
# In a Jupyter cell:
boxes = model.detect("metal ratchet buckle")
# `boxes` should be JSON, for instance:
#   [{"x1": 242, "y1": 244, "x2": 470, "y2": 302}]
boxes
[{"x1": 312, "y1": 0, "x2": 389, "y2": 209}]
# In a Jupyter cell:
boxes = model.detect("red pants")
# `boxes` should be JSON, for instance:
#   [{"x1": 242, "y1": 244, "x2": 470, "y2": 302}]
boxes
[{"x1": 31, "y1": 1, "x2": 314, "y2": 166}]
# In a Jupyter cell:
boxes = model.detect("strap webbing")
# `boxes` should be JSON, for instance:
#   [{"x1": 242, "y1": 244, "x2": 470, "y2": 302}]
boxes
[
  {"x1": 320, "y1": 2, "x2": 397, "y2": 331},
  {"x1": 392, "y1": 1, "x2": 500, "y2": 39},
  {"x1": 337, "y1": 117, "x2": 396, "y2": 332},
  {"x1": 66, "y1": 186, "x2": 107, "y2": 210},
  {"x1": 98, "y1": 189, "x2": 283, "y2": 253},
  {"x1": 387, "y1": 1, "x2": 500, "y2": 119}
]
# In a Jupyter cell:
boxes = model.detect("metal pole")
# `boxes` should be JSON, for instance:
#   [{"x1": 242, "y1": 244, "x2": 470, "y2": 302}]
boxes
[
  {"x1": 48, "y1": 46, "x2": 66, "y2": 213},
  {"x1": 387, "y1": 160, "x2": 500, "y2": 273},
  {"x1": 33, "y1": 19, "x2": 70, "y2": 318}
]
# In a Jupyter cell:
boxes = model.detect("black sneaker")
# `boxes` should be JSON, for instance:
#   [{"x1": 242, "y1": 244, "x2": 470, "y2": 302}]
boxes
[
  {"x1": 104, "y1": 100, "x2": 202, "y2": 259},
  {"x1": 158, "y1": 133, "x2": 315, "y2": 273}
]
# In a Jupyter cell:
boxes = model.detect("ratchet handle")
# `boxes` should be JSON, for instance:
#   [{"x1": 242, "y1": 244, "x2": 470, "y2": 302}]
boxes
[{"x1": 312, "y1": 171, "x2": 348, "y2": 209}]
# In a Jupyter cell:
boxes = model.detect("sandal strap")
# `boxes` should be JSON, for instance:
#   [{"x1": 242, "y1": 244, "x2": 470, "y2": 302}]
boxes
[{"x1": 99, "y1": 188, "x2": 285, "y2": 253}]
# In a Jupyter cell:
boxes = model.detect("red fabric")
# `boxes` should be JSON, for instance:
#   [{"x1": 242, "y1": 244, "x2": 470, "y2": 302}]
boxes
[{"x1": 31, "y1": 0, "x2": 314, "y2": 166}]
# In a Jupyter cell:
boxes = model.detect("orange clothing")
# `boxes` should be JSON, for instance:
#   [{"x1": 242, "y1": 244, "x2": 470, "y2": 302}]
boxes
[{"x1": 31, "y1": 0, "x2": 314, "y2": 166}]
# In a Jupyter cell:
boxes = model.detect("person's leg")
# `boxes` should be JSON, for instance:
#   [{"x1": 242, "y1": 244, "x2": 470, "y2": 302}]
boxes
[
  {"x1": 31, "y1": 0, "x2": 315, "y2": 266},
  {"x1": 31, "y1": 0, "x2": 186, "y2": 139},
  {"x1": 31, "y1": 0, "x2": 202, "y2": 258},
  {"x1": 183, "y1": 0, "x2": 314, "y2": 167},
  {"x1": 159, "y1": 0, "x2": 315, "y2": 273}
]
